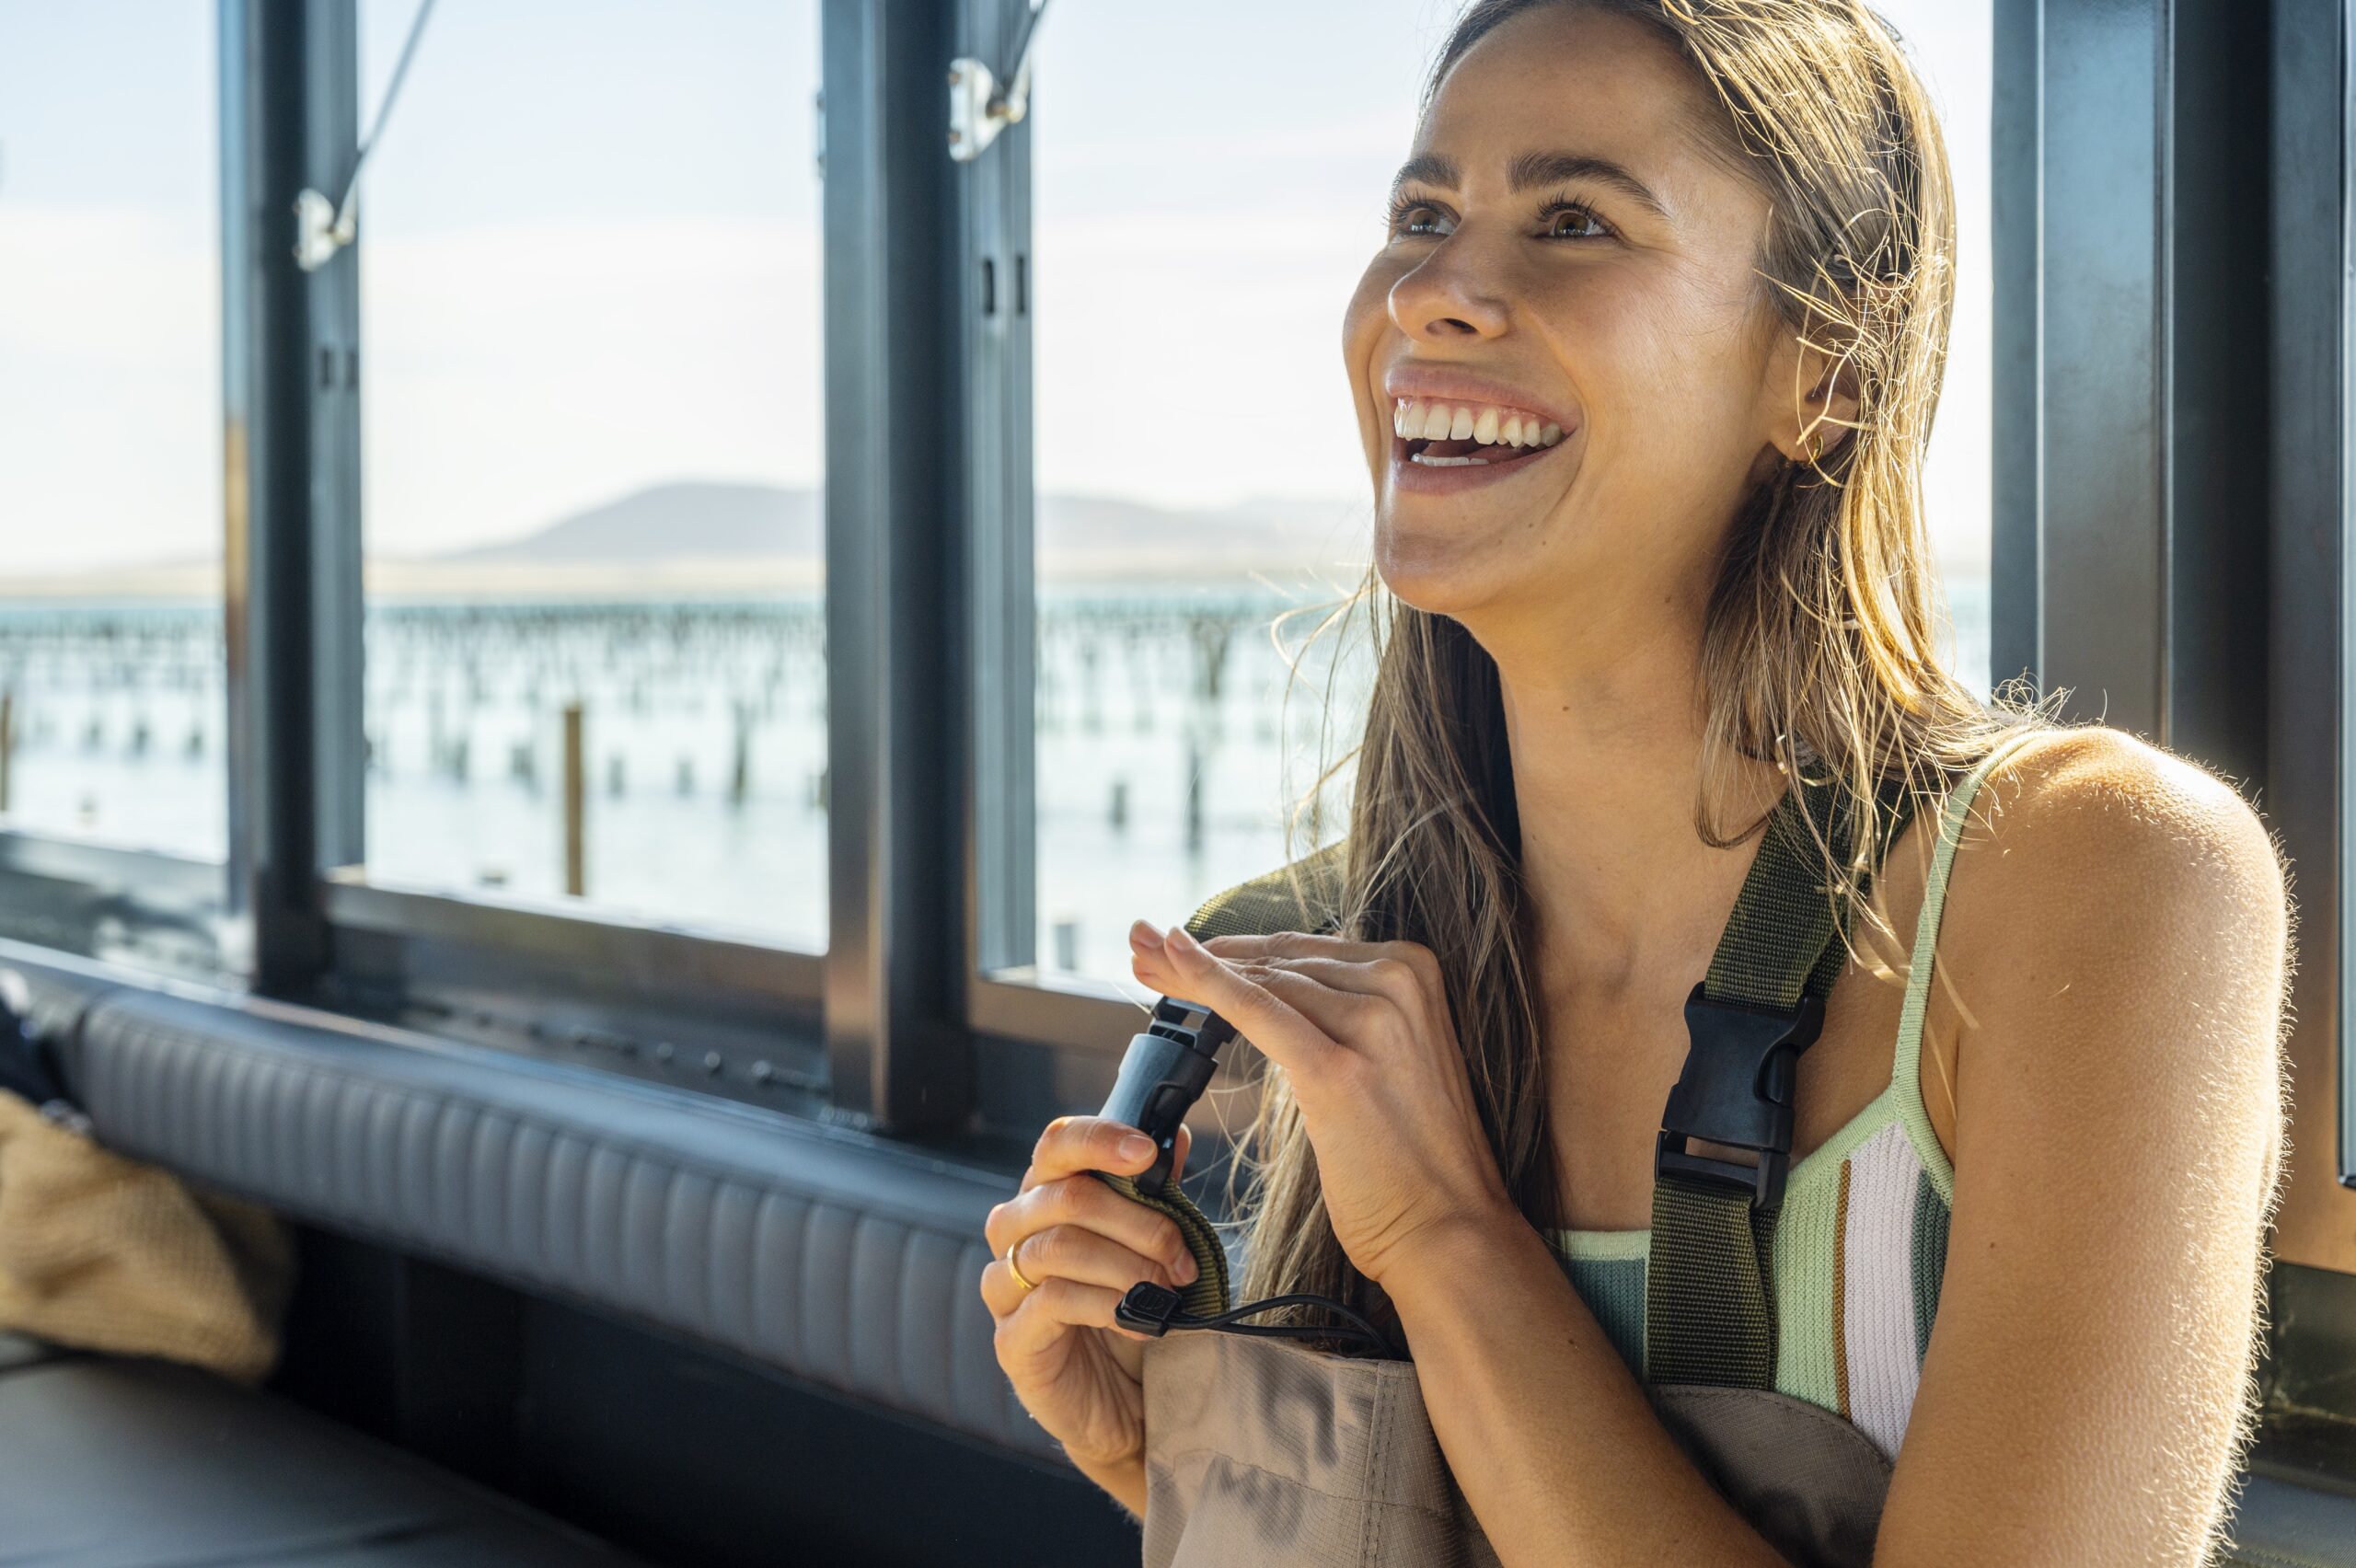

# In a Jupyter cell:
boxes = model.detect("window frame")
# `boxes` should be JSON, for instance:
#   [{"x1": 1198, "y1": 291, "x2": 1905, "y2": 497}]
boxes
[{"x1": 226, "y1": 0, "x2": 846, "y2": 1114}]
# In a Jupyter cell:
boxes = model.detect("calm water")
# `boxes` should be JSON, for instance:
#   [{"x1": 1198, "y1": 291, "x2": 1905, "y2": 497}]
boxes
[{"x1": 0, "y1": 580, "x2": 1991, "y2": 986}]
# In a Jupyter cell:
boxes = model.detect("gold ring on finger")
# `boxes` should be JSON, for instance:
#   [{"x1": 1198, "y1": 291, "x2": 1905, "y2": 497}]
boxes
[{"x1": 1005, "y1": 1237, "x2": 1040, "y2": 1293}]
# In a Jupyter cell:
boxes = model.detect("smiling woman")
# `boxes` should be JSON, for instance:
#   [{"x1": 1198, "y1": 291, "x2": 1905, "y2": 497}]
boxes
[{"x1": 982, "y1": 3, "x2": 2289, "y2": 1565}]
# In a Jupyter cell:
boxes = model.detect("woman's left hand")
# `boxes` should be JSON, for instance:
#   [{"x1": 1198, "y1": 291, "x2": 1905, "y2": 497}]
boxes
[{"x1": 1127, "y1": 920, "x2": 1517, "y2": 1289}]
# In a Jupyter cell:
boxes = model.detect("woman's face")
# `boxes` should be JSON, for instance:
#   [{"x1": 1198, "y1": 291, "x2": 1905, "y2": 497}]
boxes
[{"x1": 1344, "y1": 6, "x2": 1826, "y2": 628}]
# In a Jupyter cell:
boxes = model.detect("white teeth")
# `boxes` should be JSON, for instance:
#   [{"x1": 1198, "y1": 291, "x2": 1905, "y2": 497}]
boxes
[{"x1": 1389, "y1": 397, "x2": 1571, "y2": 450}]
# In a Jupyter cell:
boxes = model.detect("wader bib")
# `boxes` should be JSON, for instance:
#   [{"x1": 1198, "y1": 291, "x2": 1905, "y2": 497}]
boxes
[{"x1": 1107, "y1": 766, "x2": 1934, "y2": 1568}]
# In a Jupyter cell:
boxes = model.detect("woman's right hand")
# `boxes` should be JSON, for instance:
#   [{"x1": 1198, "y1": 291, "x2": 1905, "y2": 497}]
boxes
[{"x1": 981, "y1": 1115, "x2": 1200, "y2": 1473}]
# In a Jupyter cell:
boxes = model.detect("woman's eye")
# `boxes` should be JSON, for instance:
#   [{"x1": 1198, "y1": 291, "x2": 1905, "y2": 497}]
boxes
[
  {"x1": 1542, "y1": 202, "x2": 1608, "y2": 240},
  {"x1": 1388, "y1": 200, "x2": 1449, "y2": 237},
  {"x1": 1383, "y1": 197, "x2": 1605, "y2": 241}
]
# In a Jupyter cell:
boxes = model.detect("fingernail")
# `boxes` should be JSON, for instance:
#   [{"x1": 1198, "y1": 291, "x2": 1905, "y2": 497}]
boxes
[
  {"x1": 1168, "y1": 926, "x2": 1202, "y2": 957},
  {"x1": 1118, "y1": 1133, "x2": 1155, "y2": 1162},
  {"x1": 1173, "y1": 1251, "x2": 1198, "y2": 1285},
  {"x1": 1129, "y1": 920, "x2": 1164, "y2": 951}
]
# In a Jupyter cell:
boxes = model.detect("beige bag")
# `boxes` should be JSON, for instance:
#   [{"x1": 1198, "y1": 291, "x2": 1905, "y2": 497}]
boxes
[
  {"x1": 0, "y1": 1088, "x2": 292, "y2": 1381},
  {"x1": 1139, "y1": 1329, "x2": 1891, "y2": 1568}
]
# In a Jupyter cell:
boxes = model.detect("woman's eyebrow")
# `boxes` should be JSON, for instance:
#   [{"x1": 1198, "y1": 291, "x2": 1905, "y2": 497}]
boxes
[{"x1": 1389, "y1": 149, "x2": 1670, "y2": 220}]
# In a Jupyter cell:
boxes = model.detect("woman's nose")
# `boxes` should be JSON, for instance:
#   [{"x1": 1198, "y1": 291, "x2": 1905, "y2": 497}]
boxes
[{"x1": 1388, "y1": 244, "x2": 1512, "y2": 342}]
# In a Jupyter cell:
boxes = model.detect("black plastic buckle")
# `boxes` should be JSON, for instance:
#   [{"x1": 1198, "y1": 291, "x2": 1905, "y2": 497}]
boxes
[
  {"x1": 1655, "y1": 982, "x2": 1824, "y2": 1212},
  {"x1": 1114, "y1": 1281, "x2": 1185, "y2": 1338}
]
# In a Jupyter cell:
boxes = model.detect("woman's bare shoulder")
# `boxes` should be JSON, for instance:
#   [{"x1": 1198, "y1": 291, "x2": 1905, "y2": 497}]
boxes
[
  {"x1": 1935, "y1": 720, "x2": 2289, "y2": 1157},
  {"x1": 1956, "y1": 723, "x2": 2285, "y2": 968}
]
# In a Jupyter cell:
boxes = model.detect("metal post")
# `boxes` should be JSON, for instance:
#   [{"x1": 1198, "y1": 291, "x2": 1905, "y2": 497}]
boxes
[{"x1": 0, "y1": 691, "x2": 13, "y2": 815}]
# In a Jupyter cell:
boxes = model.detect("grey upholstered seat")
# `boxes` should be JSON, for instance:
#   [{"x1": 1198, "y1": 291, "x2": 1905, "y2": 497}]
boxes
[{"x1": 0, "y1": 1332, "x2": 633, "y2": 1566}]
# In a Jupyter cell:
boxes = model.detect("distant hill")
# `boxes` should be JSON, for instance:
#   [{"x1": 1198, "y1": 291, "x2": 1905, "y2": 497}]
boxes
[
  {"x1": 0, "y1": 480, "x2": 1371, "y2": 601},
  {"x1": 434, "y1": 482, "x2": 822, "y2": 563},
  {"x1": 424, "y1": 480, "x2": 1361, "y2": 574}
]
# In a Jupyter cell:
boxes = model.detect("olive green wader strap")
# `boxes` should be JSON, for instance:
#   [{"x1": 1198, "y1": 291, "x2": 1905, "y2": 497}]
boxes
[
  {"x1": 1091, "y1": 843, "x2": 1351, "y2": 1318},
  {"x1": 1646, "y1": 775, "x2": 1917, "y2": 1389},
  {"x1": 1094, "y1": 1170, "x2": 1231, "y2": 1318}
]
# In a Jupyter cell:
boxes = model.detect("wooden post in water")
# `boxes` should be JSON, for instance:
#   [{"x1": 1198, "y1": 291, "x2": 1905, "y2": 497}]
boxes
[
  {"x1": 562, "y1": 700, "x2": 586, "y2": 897},
  {"x1": 1184, "y1": 736, "x2": 1204, "y2": 852}
]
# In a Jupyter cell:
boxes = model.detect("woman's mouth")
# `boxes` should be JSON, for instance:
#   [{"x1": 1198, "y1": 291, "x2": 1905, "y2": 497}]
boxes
[{"x1": 1388, "y1": 398, "x2": 1572, "y2": 490}]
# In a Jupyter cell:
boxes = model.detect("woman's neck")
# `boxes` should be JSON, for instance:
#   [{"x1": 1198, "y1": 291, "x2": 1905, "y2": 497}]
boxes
[{"x1": 1484, "y1": 608, "x2": 1782, "y2": 997}]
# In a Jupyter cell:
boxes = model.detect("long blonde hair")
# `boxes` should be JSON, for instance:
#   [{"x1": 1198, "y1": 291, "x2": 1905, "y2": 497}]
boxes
[{"x1": 1227, "y1": 0, "x2": 2046, "y2": 1323}]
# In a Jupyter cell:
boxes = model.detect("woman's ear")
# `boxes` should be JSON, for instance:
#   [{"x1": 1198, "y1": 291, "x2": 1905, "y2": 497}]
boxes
[{"x1": 1762, "y1": 329, "x2": 1862, "y2": 464}]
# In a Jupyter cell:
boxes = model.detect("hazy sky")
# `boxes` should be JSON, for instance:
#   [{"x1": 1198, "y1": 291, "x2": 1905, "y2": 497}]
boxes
[{"x1": 0, "y1": 0, "x2": 1990, "y2": 575}]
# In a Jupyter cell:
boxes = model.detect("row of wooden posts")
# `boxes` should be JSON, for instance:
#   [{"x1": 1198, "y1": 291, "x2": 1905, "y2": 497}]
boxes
[{"x1": 0, "y1": 683, "x2": 1216, "y2": 896}]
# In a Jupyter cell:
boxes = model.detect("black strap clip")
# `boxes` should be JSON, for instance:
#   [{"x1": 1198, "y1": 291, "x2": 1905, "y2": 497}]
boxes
[
  {"x1": 1114, "y1": 1281, "x2": 1398, "y2": 1356},
  {"x1": 1655, "y1": 982, "x2": 1824, "y2": 1212},
  {"x1": 1114, "y1": 1281, "x2": 1187, "y2": 1338}
]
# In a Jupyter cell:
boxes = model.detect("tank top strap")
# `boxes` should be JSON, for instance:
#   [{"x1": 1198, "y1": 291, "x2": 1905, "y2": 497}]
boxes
[{"x1": 1891, "y1": 729, "x2": 2044, "y2": 1202}]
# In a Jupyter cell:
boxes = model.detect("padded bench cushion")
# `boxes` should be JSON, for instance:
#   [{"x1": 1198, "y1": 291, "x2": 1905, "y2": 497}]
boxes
[
  {"x1": 0, "y1": 1334, "x2": 632, "y2": 1565},
  {"x1": 57, "y1": 984, "x2": 1046, "y2": 1458}
]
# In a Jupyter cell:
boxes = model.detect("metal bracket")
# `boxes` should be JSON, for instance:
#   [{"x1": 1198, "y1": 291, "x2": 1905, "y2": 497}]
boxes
[
  {"x1": 294, "y1": 188, "x2": 352, "y2": 273},
  {"x1": 949, "y1": 0, "x2": 1049, "y2": 163},
  {"x1": 295, "y1": 0, "x2": 440, "y2": 271}
]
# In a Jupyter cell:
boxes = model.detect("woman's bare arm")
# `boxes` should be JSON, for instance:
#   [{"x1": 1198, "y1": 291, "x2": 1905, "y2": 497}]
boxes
[
  {"x1": 1068, "y1": 1451, "x2": 1149, "y2": 1520},
  {"x1": 1385, "y1": 1212, "x2": 1796, "y2": 1564},
  {"x1": 1874, "y1": 729, "x2": 2288, "y2": 1562}
]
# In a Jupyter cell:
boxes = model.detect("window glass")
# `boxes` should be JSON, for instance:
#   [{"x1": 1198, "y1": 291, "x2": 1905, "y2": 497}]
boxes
[
  {"x1": 1027, "y1": 0, "x2": 1993, "y2": 987},
  {"x1": 0, "y1": 2, "x2": 225, "y2": 859},
  {"x1": 357, "y1": 0, "x2": 826, "y2": 949},
  {"x1": 1895, "y1": 3, "x2": 1995, "y2": 689}
]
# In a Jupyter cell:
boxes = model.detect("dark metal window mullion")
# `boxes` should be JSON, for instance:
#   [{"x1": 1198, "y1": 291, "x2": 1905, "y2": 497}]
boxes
[
  {"x1": 821, "y1": 0, "x2": 973, "y2": 1134},
  {"x1": 1990, "y1": 0, "x2": 2042, "y2": 692},
  {"x1": 956, "y1": 0, "x2": 1161, "y2": 1119},
  {"x1": 1993, "y1": 0, "x2": 2169, "y2": 731},
  {"x1": 303, "y1": 0, "x2": 368, "y2": 905},
  {"x1": 219, "y1": 0, "x2": 359, "y2": 997},
  {"x1": 960, "y1": 0, "x2": 1036, "y2": 989},
  {"x1": 1996, "y1": 0, "x2": 2270, "y2": 760},
  {"x1": 2326, "y1": 0, "x2": 2356, "y2": 1189}
]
